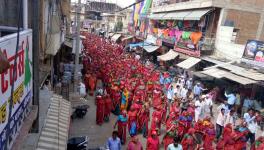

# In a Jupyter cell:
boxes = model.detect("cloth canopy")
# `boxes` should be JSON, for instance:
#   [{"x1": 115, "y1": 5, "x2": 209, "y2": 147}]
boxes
[
  {"x1": 129, "y1": 42, "x2": 144, "y2": 49},
  {"x1": 177, "y1": 57, "x2": 201, "y2": 69},
  {"x1": 36, "y1": 95, "x2": 71, "y2": 150},
  {"x1": 148, "y1": 13, "x2": 167, "y2": 20},
  {"x1": 184, "y1": 9, "x2": 212, "y2": 20},
  {"x1": 157, "y1": 49, "x2": 179, "y2": 61},
  {"x1": 111, "y1": 34, "x2": 122, "y2": 42},
  {"x1": 122, "y1": 36, "x2": 134, "y2": 41},
  {"x1": 142, "y1": 45, "x2": 160, "y2": 53},
  {"x1": 201, "y1": 68, "x2": 257, "y2": 85},
  {"x1": 149, "y1": 8, "x2": 211, "y2": 20}
]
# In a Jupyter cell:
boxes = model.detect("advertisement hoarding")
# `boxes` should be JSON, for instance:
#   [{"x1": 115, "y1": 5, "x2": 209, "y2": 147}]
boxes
[
  {"x1": 0, "y1": 30, "x2": 33, "y2": 148},
  {"x1": 243, "y1": 40, "x2": 264, "y2": 63}
]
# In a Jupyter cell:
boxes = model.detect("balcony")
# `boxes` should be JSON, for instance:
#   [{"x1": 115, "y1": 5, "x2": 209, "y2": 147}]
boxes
[{"x1": 152, "y1": 0, "x2": 214, "y2": 13}]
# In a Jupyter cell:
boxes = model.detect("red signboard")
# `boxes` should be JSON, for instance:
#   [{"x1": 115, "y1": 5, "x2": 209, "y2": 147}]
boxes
[{"x1": 174, "y1": 41, "x2": 200, "y2": 57}]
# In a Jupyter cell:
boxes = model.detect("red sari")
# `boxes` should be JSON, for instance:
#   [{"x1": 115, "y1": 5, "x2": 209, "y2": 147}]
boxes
[
  {"x1": 146, "y1": 137, "x2": 159, "y2": 150},
  {"x1": 152, "y1": 90, "x2": 162, "y2": 109},
  {"x1": 104, "y1": 95, "x2": 112, "y2": 120},
  {"x1": 137, "y1": 108, "x2": 149, "y2": 136},
  {"x1": 163, "y1": 134, "x2": 174, "y2": 150},
  {"x1": 117, "y1": 115, "x2": 128, "y2": 144},
  {"x1": 96, "y1": 96, "x2": 105, "y2": 125},
  {"x1": 181, "y1": 129, "x2": 196, "y2": 150},
  {"x1": 128, "y1": 110, "x2": 137, "y2": 131},
  {"x1": 88, "y1": 75, "x2": 97, "y2": 96},
  {"x1": 150, "y1": 110, "x2": 163, "y2": 134},
  {"x1": 203, "y1": 128, "x2": 216, "y2": 150}
]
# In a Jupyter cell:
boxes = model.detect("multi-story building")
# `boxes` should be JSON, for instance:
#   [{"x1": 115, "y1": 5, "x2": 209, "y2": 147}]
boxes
[{"x1": 150, "y1": 0, "x2": 264, "y2": 59}]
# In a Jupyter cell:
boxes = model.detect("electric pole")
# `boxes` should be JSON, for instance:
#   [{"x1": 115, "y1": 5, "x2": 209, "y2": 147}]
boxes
[
  {"x1": 74, "y1": 0, "x2": 81, "y2": 92},
  {"x1": 32, "y1": 0, "x2": 40, "y2": 133}
]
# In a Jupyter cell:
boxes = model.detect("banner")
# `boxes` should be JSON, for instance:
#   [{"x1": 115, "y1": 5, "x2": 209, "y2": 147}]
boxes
[
  {"x1": 0, "y1": 30, "x2": 33, "y2": 138},
  {"x1": 243, "y1": 40, "x2": 264, "y2": 63}
]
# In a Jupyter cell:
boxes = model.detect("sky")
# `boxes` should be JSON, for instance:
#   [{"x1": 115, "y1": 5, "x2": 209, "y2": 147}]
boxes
[{"x1": 71, "y1": 0, "x2": 135, "y2": 8}]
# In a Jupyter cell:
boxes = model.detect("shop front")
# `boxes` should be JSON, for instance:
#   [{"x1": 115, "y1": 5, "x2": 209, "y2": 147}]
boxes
[{"x1": 148, "y1": 8, "x2": 220, "y2": 57}]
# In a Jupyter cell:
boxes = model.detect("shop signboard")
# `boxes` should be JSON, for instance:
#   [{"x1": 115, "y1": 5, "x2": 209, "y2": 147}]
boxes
[
  {"x1": 0, "y1": 30, "x2": 33, "y2": 148},
  {"x1": 174, "y1": 41, "x2": 201, "y2": 57},
  {"x1": 242, "y1": 40, "x2": 264, "y2": 66}
]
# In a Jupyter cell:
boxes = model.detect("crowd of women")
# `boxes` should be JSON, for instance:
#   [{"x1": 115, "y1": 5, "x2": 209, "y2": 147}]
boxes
[{"x1": 82, "y1": 33, "x2": 264, "y2": 150}]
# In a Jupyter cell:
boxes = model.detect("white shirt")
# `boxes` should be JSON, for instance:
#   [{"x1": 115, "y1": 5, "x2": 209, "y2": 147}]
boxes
[
  {"x1": 195, "y1": 101, "x2": 202, "y2": 114},
  {"x1": 216, "y1": 111, "x2": 225, "y2": 126},
  {"x1": 167, "y1": 143, "x2": 183, "y2": 150},
  {"x1": 224, "y1": 112, "x2": 235, "y2": 127},
  {"x1": 204, "y1": 98, "x2": 213, "y2": 114},
  {"x1": 248, "y1": 121, "x2": 257, "y2": 134},
  {"x1": 180, "y1": 88, "x2": 188, "y2": 99},
  {"x1": 79, "y1": 82, "x2": 86, "y2": 96}
]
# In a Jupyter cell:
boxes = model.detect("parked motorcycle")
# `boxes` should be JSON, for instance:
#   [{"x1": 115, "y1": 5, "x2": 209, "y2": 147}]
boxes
[
  {"x1": 71, "y1": 105, "x2": 89, "y2": 119},
  {"x1": 67, "y1": 136, "x2": 89, "y2": 150}
]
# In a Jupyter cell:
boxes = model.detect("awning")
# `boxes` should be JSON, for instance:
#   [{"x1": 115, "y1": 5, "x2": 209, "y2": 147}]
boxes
[
  {"x1": 111, "y1": 34, "x2": 122, "y2": 42},
  {"x1": 201, "y1": 68, "x2": 229, "y2": 79},
  {"x1": 148, "y1": 13, "x2": 167, "y2": 20},
  {"x1": 163, "y1": 11, "x2": 191, "y2": 20},
  {"x1": 122, "y1": 36, "x2": 134, "y2": 41},
  {"x1": 150, "y1": 8, "x2": 211, "y2": 20},
  {"x1": 219, "y1": 64, "x2": 264, "y2": 81},
  {"x1": 37, "y1": 95, "x2": 71, "y2": 150},
  {"x1": 177, "y1": 57, "x2": 201, "y2": 69},
  {"x1": 108, "y1": 33, "x2": 114, "y2": 37},
  {"x1": 184, "y1": 9, "x2": 212, "y2": 20},
  {"x1": 201, "y1": 68, "x2": 257, "y2": 85},
  {"x1": 129, "y1": 42, "x2": 144, "y2": 49},
  {"x1": 158, "y1": 49, "x2": 179, "y2": 61},
  {"x1": 142, "y1": 45, "x2": 160, "y2": 53}
]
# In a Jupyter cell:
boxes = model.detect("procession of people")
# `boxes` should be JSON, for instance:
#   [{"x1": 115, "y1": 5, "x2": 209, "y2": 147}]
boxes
[{"x1": 81, "y1": 33, "x2": 263, "y2": 150}]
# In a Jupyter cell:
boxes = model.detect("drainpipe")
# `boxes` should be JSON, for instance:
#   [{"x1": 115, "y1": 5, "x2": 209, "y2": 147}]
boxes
[{"x1": 23, "y1": 0, "x2": 28, "y2": 29}]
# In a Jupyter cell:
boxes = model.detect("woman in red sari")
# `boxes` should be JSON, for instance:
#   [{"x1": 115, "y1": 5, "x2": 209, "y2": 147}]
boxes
[
  {"x1": 203, "y1": 123, "x2": 216, "y2": 150},
  {"x1": 88, "y1": 74, "x2": 97, "y2": 96},
  {"x1": 181, "y1": 128, "x2": 196, "y2": 150},
  {"x1": 146, "y1": 130, "x2": 160, "y2": 150},
  {"x1": 114, "y1": 110, "x2": 128, "y2": 145},
  {"x1": 96, "y1": 95, "x2": 105, "y2": 125},
  {"x1": 163, "y1": 123, "x2": 176, "y2": 150},
  {"x1": 152, "y1": 87, "x2": 162, "y2": 109},
  {"x1": 137, "y1": 103, "x2": 150, "y2": 137},
  {"x1": 104, "y1": 94, "x2": 112, "y2": 122},
  {"x1": 128, "y1": 105, "x2": 137, "y2": 132},
  {"x1": 150, "y1": 106, "x2": 163, "y2": 135}
]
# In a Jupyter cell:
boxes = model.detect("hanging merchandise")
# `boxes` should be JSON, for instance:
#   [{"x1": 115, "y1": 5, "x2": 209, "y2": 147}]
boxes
[
  {"x1": 169, "y1": 29, "x2": 176, "y2": 37},
  {"x1": 178, "y1": 21, "x2": 184, "y2": 29},
  {"x1": 158, "y1": 29, "x2": 164, "y2": 38},
  {"x1": 175, "y1": 30, "x2": 183, "y2": 42},
  {"x1": 183, "y1": 20, "x2": 190, "y2": 28},
  {"x1": 153, "y1": 28, "x2": 158, "y2": 34},
  {"x1": 182, "y1": 31, "x2": 192, "y2": 40},
  {"x1": 190, "y1": 32, "x2": 203, "y2": 45},
  {"x1": 167, "y1": 21, "x2": 173, "y2": 28},
  {"x1": 163, "y1": 29, "x2": 169, "y2": 37}
]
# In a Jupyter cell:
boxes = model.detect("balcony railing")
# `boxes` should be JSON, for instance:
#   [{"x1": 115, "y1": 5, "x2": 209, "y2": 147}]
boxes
[{"x1": 153, "y1": 0, "x2": 193, "y2": 7}]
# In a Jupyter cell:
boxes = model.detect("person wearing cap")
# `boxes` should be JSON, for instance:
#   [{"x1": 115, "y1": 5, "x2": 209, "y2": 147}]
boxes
[
  {"x1": 127, "y1": 135, "x2": 143, "y2": 150},
  {"x1": 194, "y1": 97, "x2": 203, "y2": 122},
  {"x1": 203, "y1": 94, "x2": 213, "y2": 118},
  {"x1": 146, "y1": 130, "x2": 160, "y2": 150}
]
